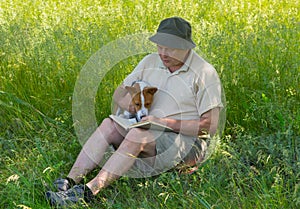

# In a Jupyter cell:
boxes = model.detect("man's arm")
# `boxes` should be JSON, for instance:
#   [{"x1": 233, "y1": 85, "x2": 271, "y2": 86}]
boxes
[
  {"x1": 112, "y1": 85, "x2": 135, "y2": 113},
  {"x1": 142, "y1": 108, "x2": 220, "y2": 136}
]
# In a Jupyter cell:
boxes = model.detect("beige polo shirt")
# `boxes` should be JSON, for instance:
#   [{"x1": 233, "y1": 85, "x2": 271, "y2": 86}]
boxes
[{"x1": 123, "y1": 50, "x2": 223, "y2": 120}]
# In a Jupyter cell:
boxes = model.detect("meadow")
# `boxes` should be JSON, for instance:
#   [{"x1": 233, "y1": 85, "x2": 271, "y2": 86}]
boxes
[{"x1": 0, "y1": 0, "x2": 299, "y2": 208}]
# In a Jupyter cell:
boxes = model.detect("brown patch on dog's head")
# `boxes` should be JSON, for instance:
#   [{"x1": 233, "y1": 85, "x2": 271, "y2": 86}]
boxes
[{"x1": 125, "y1": 84, "x2": 157, "y2": 112}]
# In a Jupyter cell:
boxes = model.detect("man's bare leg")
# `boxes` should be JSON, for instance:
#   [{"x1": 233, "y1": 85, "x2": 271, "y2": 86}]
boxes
[
  {"x1": 86, "y1": 128, "x2": 157, "y2": 195},
  {"x1": 67, "y1": 118, "x2": 125, "y2": 183}
]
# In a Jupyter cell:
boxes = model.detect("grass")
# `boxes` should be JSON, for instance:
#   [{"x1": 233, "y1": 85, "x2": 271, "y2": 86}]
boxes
[{"x1": 0, "y1": 0, "x2": 299, "y2": 208}]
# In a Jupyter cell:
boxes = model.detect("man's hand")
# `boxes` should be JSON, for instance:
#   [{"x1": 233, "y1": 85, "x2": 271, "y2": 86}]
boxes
[
  {"x1": 141, "y1": 115, "x2": 168, "y2": 126},
  {"x1": 141, "y1": 115, "x2": 158, "y2": 122}
]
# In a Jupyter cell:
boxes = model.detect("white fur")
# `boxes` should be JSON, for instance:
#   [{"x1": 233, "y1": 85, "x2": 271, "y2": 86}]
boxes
[{"x1": 136, "y1": 81, "x2": 149, "y2": 121}]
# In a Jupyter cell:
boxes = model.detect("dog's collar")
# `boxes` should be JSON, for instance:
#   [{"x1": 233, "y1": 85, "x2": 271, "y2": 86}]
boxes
[{"x1": 131, "y1": 80, "x2": 151, "y2": 87}]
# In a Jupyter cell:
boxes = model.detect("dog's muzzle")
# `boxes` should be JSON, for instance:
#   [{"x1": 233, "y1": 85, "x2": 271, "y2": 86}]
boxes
[{"x1": 136, "y1": 109, "x2": 148, "y2": 121}]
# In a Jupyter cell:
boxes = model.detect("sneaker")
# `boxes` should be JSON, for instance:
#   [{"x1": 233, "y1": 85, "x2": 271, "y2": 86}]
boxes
[
  {"x1": 46, "y1": 185, "x2": 92, "y2": 207},
  {"x1": 53, "y1": 178, "x2": 74, "y2": 191}
]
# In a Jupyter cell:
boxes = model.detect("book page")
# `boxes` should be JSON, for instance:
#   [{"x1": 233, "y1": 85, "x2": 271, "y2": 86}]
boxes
[
  {"x1": 129, "y1": 120, "x2": 173, "y2": 132},
  {"x1": 109, "y1": 115, "x2": 173, "y2": 132},
  {"x1": 109, "y1": 115, "x2": 135, "y2": 130}
]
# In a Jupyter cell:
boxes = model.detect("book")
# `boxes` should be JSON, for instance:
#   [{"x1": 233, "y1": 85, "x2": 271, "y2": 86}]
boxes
[{"x1": 109, "y1": 115, "x2": 174, "y2": 132}]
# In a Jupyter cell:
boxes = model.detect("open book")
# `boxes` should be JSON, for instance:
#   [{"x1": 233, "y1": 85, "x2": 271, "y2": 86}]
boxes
[{"x1": 109, "y1": 115, "x2": 174, "y2": 132}]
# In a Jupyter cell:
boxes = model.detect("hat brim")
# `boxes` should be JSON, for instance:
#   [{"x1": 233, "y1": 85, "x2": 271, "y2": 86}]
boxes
[{"x1": 149, "y1": 32, "x2": 196, "y2": 49}]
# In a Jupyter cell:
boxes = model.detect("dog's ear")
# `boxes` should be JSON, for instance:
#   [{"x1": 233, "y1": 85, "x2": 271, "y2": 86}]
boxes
[
  {"x1": 144, "y1": 87, "x2": 158, "y2": 95},
  {"x1": 125, "y1": 86, "x2": 137, "y2": 96}
]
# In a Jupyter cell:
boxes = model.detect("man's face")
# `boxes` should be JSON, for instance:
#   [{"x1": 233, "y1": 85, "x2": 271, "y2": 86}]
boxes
[{"x1": 157, "y1": 45, "x2": 190, "y2": 69}]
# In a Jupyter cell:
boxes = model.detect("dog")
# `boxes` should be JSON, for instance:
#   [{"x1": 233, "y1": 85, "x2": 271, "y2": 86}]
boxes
[{"x1": 117, "y1": 80, "x2": 157, "y2": 122}]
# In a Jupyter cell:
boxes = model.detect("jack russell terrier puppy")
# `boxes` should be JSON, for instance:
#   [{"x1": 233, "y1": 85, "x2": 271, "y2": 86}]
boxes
[{"x1": 117, "y1": 80, "x2": 157, "y2": 122}]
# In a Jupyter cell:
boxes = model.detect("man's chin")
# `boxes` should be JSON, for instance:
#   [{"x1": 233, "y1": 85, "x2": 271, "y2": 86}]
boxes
[{"x1": 162, "y1": 61, "x2": 171, "y2": 67}]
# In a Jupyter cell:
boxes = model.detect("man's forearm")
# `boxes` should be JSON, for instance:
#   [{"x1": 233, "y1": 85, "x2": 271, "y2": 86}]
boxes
[
  {"x1": 113, "y1": 85, "x2": 134, "y2": 112},
  {"x1": 146, "y1": 108, "x2": 220, "y2": 136},
  {"x1": 164, "y1": 118, "x2": 208, "y2": 136}
]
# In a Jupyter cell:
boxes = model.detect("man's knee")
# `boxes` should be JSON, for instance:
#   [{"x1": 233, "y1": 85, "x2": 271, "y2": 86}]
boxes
[
  {"x1": 126, "y1": 128, "x2": 156, "y2": 144},
  {"x1": 124, "y1": 129, "x2": 156, "y2": 152},
  {"x1": 100, "y1": 118, "x2": 119, "y2": 134},
  {"x1": 100, "y1": 118, "x2": 124, "y2": 146},
  {"x1": 101, "y1": 118, "x2": 114, "y2": 127}
]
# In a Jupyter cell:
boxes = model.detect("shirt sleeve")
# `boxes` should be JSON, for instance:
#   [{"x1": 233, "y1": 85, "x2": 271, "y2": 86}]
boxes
[{"x1": 195, "y1": 65, "x2": 224, "y2": 116}]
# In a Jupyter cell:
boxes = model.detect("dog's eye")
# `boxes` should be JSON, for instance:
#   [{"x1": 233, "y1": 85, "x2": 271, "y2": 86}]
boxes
[{"x1": 135, "y1": 102, "x2": 140, "y2": 106}]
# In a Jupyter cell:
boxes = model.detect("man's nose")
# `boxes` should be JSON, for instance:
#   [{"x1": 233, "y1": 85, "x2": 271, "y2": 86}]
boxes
[{"x1": 159, "y1": 48, "x2": 169, "y2": 56}]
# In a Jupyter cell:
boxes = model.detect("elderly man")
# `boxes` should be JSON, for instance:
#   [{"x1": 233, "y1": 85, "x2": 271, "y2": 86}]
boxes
[{"x1": 46, "y1": 17, "x2": 223, "y2": 207}]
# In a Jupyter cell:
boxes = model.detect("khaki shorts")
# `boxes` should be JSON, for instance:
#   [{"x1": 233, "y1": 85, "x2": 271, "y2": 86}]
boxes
[{"x1": 129, "y1": 131, "x2": 210, "y2": 177}]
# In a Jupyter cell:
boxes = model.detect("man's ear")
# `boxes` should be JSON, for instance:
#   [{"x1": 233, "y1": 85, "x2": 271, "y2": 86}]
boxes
[{"x1": 144, "y1": 87, "x2": 158, "y2": 95}]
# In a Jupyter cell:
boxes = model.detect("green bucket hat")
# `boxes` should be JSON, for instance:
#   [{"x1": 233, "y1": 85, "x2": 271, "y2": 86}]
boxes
[{"x1": 149, "y1": 17, "x2": 196, "y2": 49}]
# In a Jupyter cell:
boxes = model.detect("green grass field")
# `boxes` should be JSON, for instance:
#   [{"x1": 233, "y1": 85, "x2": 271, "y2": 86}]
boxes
[{"x1": 0, "y1": 0, "x2": 299, "y2": 208}]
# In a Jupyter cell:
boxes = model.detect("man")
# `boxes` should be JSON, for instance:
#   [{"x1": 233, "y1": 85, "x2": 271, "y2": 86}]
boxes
[{"x1": 46, "y1": 17, "x2": 223, "y2": 207}]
